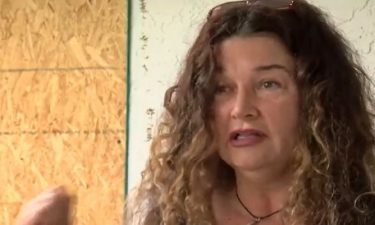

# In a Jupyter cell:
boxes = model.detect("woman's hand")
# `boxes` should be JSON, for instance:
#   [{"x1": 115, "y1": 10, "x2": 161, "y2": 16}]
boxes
[{"x1": 15, "y1": 186, "x2": 72, "y2": 225}]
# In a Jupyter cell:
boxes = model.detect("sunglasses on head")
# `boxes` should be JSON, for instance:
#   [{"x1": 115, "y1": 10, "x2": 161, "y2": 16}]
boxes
[{"x1": 207, "y1": 0, "x2": 295, "y2": 19}]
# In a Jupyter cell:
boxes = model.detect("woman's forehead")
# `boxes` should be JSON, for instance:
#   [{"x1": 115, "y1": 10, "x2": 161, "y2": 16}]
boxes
[{"x1": 214, "y1": 35, "x2": 294, "y2": 72}]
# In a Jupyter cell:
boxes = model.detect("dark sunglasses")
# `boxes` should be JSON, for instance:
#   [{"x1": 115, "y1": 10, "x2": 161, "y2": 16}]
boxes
[{"x1": 207, "y1": 0, "x2": 295, "y2": 19}]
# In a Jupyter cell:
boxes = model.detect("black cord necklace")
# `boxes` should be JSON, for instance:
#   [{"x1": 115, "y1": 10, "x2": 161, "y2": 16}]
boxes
[{"x1": 235, "y1": 188, "x2": 283, "y2": 225}]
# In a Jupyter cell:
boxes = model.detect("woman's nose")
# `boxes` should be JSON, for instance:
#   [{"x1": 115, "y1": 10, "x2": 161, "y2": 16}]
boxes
[{"x1": 230, "y1": 89, "x2": 259, "y2": 120}]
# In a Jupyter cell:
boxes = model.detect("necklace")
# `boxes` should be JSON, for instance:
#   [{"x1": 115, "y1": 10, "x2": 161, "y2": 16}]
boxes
[{"x1": 235, "y1": 189, "x2": 283, "y2": 225}]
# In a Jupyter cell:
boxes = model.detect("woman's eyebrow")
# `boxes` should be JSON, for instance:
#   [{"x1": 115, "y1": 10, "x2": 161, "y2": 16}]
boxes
[
  {"x1": 254, "y1": 64, "x2": 292, "y2": 75},
  {"x1": 214, "y1": 63, "x2": 292, "y2": 80}
]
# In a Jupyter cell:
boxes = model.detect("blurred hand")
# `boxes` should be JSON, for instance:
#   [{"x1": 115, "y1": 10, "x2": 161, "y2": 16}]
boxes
[{"x1": 15, "y1": 186, "x2": 72, "y2": 225}]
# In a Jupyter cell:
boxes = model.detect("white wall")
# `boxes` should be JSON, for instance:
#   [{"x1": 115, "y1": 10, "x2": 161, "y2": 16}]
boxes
[{"x1": 127, "y1": 0, "x2": 375, "y2": 191}]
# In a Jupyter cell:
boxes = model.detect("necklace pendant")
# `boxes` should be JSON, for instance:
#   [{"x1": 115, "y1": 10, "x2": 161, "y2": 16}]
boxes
[
  {"x1": 249, "y1": 221, "x2": 260, "y2": 225},
  {"x1": 249, "y1": 217, "x2": 261, "y2": 225}
]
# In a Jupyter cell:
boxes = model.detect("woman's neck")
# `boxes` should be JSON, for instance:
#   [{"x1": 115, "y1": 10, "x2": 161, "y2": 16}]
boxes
[{"x1": 233, "y1": 168, "x2": 293, "y2": 217}]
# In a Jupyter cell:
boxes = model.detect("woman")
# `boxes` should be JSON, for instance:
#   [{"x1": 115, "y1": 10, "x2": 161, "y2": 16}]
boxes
[
  {"x1": 17, "y1": 0, "x2": 375, "y2": 225},
  {"x1": 125, "y1": 0, "x2": 375, "y2": 225}
]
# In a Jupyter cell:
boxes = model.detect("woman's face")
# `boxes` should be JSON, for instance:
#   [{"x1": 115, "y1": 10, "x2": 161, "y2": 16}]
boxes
[{"x1": 212, "y1": 34, "x2": 299, "y2": 176}]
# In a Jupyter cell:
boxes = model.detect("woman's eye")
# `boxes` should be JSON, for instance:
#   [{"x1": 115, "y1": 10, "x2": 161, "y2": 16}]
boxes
[
  {"x1": 261, "y1": 81, "x2": 281, "y2": 89},
  {"x1": 214, "y1": 85, "x2": 231, "y2": 94}
]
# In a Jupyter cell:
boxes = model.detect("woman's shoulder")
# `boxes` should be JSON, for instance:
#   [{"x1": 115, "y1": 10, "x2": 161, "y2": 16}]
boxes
[
  {"x1": 125, "y1": 187, "x2": 159, "y2": 225},
  {"x1": 125, "y1": 188, "x2": 148, "y2": 225}
]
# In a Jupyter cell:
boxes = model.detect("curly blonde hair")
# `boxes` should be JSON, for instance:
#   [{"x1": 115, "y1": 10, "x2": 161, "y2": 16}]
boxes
[{"x1": 126, "y1": 1, "x2": 375, "y2": 225}]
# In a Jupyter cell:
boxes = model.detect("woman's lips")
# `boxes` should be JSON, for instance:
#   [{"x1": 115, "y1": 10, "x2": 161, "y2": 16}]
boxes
[{"x1": 229, "y1": 129, "x2": 266, "y2": 147}]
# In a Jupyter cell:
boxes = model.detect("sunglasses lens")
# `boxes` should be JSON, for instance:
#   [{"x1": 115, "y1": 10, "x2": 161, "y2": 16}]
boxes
[
  {"x1": 208, "y1": 0, "x2": 293, "y2": 19},
  {"x1": 208, "y1": 1, "x2": 246, "y2": 18},
  {"x1": 253, "y1": 0, "x2": 292, "y2": 8}
]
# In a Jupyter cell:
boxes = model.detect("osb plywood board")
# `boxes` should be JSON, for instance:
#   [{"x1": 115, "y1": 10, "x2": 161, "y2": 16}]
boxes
[
  {"x1": 0, "y1": 71, "x2": 125, "y2": 133},
  {"x1": 0, "y1": 132, "x2": 125, "y2": 225},
  {"x1": 0, "y1": 0, "x2": 127, "y2": 224},
  {"x1": 0, "y1": 0, "x2": 125, "y2": 69}
]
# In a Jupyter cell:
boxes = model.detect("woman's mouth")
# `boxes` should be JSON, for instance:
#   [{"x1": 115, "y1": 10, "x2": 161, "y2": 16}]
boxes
[{"x1": 229, "y1": 129, "x2": 266, "y2": 147}]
